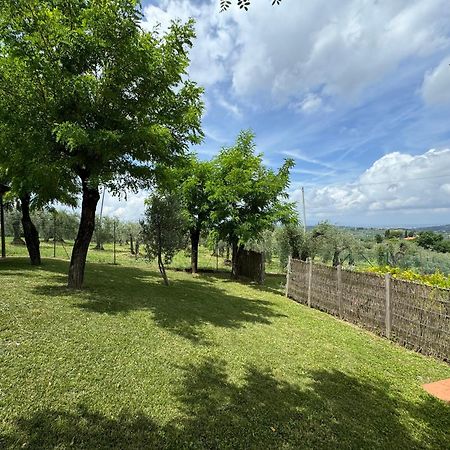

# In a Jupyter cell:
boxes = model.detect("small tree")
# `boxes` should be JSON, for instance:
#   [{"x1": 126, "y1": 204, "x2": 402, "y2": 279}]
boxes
[
  {"x1": 163, "y1": 157, "x2": 213, "y2": 274},
  {"x1": 141, "y1": 193, "x2": 186, "y2": 286}
]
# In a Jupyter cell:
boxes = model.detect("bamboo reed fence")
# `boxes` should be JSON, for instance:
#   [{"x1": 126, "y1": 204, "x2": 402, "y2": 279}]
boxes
[{"x1": 285, "y1": 258, "x2": 449, "y2": 361}]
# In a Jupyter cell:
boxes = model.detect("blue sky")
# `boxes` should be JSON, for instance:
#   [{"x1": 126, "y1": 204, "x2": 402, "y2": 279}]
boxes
[{"x1": 103, "y1": 0, "x2": 450, "y2": 227}]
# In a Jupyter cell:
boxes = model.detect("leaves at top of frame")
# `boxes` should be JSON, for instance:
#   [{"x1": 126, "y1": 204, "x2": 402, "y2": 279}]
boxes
[{"x1": 220, "y1": 0, "x2": 282, "y2": 12}]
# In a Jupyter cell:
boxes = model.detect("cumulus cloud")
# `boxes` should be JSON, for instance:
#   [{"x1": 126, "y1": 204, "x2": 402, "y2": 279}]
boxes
[
  {"x1": 142, "y1": 1, "x2": 235, "y2": 87},
  {"x1": 422, "y1": 56, "x2": 450, "y2": 105},
  {"x1": 144, "y1": 0, "x2": 450, "y2": 105},
  {"x1": 101, "y1": 190, "x2": 148, "y2": 222},
  {"x1": 294, "y1": 148, "x2": 450, "y2": 223}
]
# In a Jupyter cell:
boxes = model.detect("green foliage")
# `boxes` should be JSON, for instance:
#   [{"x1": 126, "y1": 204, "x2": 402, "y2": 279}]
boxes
[
  {"x1": 311, "y1": 222, "x2": 363, "y2": 267},
  {"x1": 4, "y1": 208, "x2": 80, "y2": 241},
  {"x1": 384, "y1": 229, "x2": 405, "y2": 239},
  {"x1": 210, "y1": 130, "x2": 295, "y2": 246},
  {"x1": 141, "y1": 192, "x2": 186, "y2": 284},
  {"x1": 374, "y1": 234, "x2": 383, "y2": 244},
  {"x1": 1, "y1": 0, "x2": 204, "y2": 285},
  {"x1": 416, "y1": 231, "x2": 450, "y2": 253},
  {"x1": 163, "y1": 156, "x2": 214, "y2": 233},
  {"x1": 1, "y1": 0, "x2": 204, "y2": 192},
  {"x1": 276, "y1": 224, "x2": 310, "y2": 269},
  {"x1": 362, "y1": 266, "x2": 450, "y2": 289}
]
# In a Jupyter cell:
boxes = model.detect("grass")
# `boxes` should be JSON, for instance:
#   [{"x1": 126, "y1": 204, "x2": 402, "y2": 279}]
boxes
[
  {"x1": 0, "y1": 252, "x2": 449, "y2": 449},
  {"x1": 3, "y1": 238, "x2": 284, "y2": 274}
]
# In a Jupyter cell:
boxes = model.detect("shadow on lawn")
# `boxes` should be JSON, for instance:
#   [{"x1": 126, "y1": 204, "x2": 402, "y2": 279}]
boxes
[
  {"x1": 2, "y1": 360, "x2": 448, "y2": 449},
  {"x1": 4, "y1": 258, "x2": 286, "y2": 344}
]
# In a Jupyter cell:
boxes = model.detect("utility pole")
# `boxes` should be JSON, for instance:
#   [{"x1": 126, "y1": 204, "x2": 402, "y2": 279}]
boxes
[
  {"x1": 96, "y1": 187, "x2": 106, "y2": 250},
  {"x1": 301, "y1": 186, "x2": 307, "y2": 233}
]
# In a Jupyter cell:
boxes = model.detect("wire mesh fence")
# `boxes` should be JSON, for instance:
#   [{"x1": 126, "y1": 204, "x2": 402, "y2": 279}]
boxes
[{"x1": 286, "y1": 259, "x2": 450, "y2": 362}]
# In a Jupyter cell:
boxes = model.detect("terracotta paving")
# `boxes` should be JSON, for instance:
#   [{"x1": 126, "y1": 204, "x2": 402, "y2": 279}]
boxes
[{"x1": 422, "y1": 379, "x2": 450, "y2": 402}]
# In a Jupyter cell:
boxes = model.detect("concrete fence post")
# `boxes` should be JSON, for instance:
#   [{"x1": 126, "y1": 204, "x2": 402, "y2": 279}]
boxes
[
  {"x1": 337, "y1": 265, "x2": 343, "y2": 318},
  {"x1": 307, "y1": 258, "x2": 313, "y2": 308},
  {"x1": 385, "y1": 273, "x2": 392, "y2": 339},
  {"x1": 285, "y1": 255, "x2": 291, "y2": 297}
]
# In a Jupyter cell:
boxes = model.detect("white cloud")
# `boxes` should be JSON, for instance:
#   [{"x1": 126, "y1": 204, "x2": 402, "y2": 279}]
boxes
[
  {"x1": 144, "y1": 0, "x2": 450, "y2": 107},
  {"x1": 101, "y1": 190, "x2": 148, "y2": 222},
  {"x1": 422, "y1": 56, "x2": 450, "y2": 105},
  {"x1": 142, "y1": 1, "x2": 235, "y2": 87},
  {"x1": 293, "y1": 148, "x2": 450, "y2": 223},
  {"x1": 296, "y1": 93, "x2": 323, "y2": 114}
]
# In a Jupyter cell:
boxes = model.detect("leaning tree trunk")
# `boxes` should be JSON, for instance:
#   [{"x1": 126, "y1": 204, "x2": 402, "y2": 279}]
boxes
[
  {"x1": 190, "y1": 228, "x2": 200, "y2": 274},
  {"x1": 158, "y1": 252, "x2": 169, "y2": 286},
  {"x1": 68, "y1": 178, "x2": 100, "y2": 289},
  {"x1": 20, "y1": 193, "x2": 41, "y2": 265}
]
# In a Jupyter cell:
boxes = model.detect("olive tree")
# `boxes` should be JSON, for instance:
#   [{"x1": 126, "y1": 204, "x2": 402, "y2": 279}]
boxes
[{"x1": 141, "y1": 193, "x2": 186, "y2": 286}]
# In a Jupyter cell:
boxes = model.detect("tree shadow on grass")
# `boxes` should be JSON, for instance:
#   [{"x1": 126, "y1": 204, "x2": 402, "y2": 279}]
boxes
[
  {"x1": 19, "y1": 258, "x2": 287, "y2": 344},
  {"x1": 2, "y1": 359, "x2": 448, "y2": 449}
]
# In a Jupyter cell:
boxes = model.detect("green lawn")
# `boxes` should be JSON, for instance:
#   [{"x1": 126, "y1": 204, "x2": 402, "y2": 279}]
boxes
[
  {"x1": 1, "y1": 254, "x2": 449, "y2": 449},
  {"x1": 2, "y1": 238, "x2": 284, "y2": 274}
]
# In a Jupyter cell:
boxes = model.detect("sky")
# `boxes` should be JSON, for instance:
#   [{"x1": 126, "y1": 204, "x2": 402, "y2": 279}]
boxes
[{"x1": 101, "y1": 0, "x2": 450, "y2": 228}]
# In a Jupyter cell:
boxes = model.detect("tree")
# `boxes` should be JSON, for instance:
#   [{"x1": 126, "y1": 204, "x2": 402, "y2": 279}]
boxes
[
  {"x1": 0, "y1": 60, "x2": 78, "y2": 265},
  {"x1": 276, "y1": 224, "x2": 311, "y2": 269},
  {"x1": 141, "y1": 193, "x2": 186, "y2": 286},
  {"x1": 416, "y1": 231, "x2": 448, "y2": 252},
  {"x1": 210, "y1": 130, "x2": 294, "y2": 278},
  {"x1": 1, "y1": 1, "x2": 203, "y2": 287},
  {"x1": 312, "y1": 223, "x2": 362, "y2": 267},
  {"x1": 164, "y1": 157, "x2": 213, "y2": 273},
  {"x1": 220, "y1": 0, "x2": 282, "y2": 12}
]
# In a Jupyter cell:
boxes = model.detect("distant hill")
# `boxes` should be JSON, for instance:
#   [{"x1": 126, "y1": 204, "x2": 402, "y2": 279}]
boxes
[{"x1": 414, "y1": 224, "x2": 450, "y2": 232}]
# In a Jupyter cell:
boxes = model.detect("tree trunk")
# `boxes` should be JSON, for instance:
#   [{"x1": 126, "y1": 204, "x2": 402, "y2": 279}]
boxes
[
  {"x1": 20, "y1": 193, "x2": 41, "y2": 265},
  {"x1": 130, "y1": 234, "x2": 135, "y2": 255},
  {"x1": 135, "y1": 240, "x2": 140, "y2": 259},
  {"x1": 190, "y1": 228, "x2": 200, "y2": 274},
  {"x1": 11, "y1": 213, "x2": 25, "y2": 245},
  {"x1": 68, "y1": 179, "x2": 100, "y2": 289},
  {"x1": 332, "y1": 251, "x2": 340, "y2": 267},
  {"x1": 158, "y1": 252, "x2": 169, "y2": 286},
  {"x1": 231, "y1": 238, "x2": 239, "y2": 279}
]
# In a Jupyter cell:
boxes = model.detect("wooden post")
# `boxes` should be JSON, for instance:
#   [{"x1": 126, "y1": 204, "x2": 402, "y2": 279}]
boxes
[
  {"x1": 53, "y1": 212, "x2": 56, "y2": 258},
  {"x1": 385, "y1": 273, "x2": 392, "y2": 339},
  {"x1": 113, "y1": 220, "x2": 117, "y2": 265},
  {"x1": 337, "y1": 264, "x2": 342, "y2": 318},
  {"x1": 307, "y1": 258, "x2": 313, "y2": 308},
  {"x1": 285, "y1": 255, "x2": 291, "y2": 297}
]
